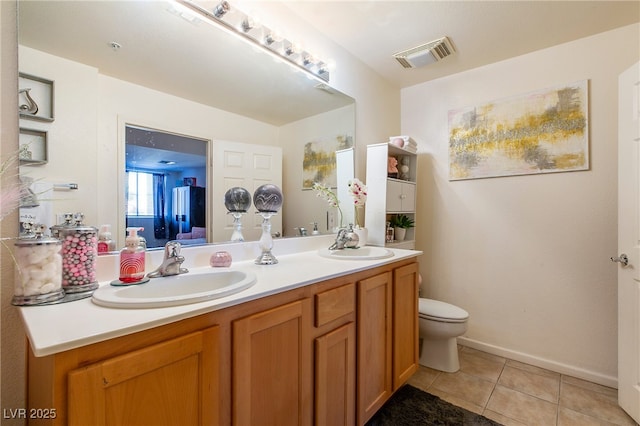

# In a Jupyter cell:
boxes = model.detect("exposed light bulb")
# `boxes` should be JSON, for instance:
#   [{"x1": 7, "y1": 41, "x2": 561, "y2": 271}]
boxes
[{"x1": 212, "y1": 0, "x2": 230, "y2": 18}]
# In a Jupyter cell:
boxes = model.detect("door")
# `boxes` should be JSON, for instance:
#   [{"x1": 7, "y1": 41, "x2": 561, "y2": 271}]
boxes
[
  {"x1": 386, "y1": 180, "x2": 416, "y2": 212},
  {"x1": 233, "y1": 299, "x2": 311, "y2": 426},
  {"x1": 67, "y1": 327, "x2": 219, "y2": 425},
  {"x1": 357, "y1": 272, "x2": 392, "y2": 425},
  {"x1": 213, "y1": 141, "x2": 282, "y2": 242},
  {"x1": 393, "y1": 263, "x2": 419, "y2": 390},
  {"x1": 617, "y1": 61, "x2": 640, "y2": 423},
  {"x1": 315, "y1": 322, "x2": 356, "y2": 426}
]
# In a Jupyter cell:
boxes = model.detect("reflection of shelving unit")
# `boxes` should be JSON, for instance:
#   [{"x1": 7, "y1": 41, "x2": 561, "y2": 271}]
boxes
[{"x1": 365, "y1": 142, "x2": 418, "y2": 249}]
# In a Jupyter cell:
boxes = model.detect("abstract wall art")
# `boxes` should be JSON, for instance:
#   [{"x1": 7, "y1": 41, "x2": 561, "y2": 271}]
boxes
[
  {"x1": 302, "y1": 134, "x2": 353, "y2": 189},
  {"x1": 448, "y1": 80, "x2": 589, "y2": 180}
]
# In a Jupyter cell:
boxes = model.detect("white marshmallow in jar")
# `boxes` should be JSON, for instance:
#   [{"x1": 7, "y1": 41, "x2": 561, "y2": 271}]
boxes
[
  {"x1": 58, "y1": 214, "x2": 99, "y2": 293},
  {"x1": 13, "y1": 225, "x2": 65, "y2": 306}
]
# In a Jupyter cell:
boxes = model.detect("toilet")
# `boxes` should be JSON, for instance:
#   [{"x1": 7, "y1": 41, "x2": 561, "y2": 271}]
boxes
[{"x1": 418, "y1": 298, "x2": 469, "y2": 373}]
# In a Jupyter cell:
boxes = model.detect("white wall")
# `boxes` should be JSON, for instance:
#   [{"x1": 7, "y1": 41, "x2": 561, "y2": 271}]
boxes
[
  {"x1": 19, "y1": 46, "x2": 99, "y2": 224},
  {"x1": 402, "y1": 23, "x2": 640, "y2": 386}
]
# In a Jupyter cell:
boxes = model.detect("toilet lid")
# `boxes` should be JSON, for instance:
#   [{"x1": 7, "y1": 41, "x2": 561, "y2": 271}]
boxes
[{"x1": 419, "y1": 298, "x2": 469, "y2": 321}]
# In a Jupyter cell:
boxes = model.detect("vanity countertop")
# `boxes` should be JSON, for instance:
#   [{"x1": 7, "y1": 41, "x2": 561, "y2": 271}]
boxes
[{"x1": 19, "y1": 236, "x2": 422, "y2": 357}]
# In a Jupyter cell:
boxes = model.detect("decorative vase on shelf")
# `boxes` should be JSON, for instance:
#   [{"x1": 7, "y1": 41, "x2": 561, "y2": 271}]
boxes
[
  {"x1": 394, "y1": 227, "x2": 407, "y2": 242},
  {"x1": 354, "y1": 227, "x2": 368, "y2": 246}
]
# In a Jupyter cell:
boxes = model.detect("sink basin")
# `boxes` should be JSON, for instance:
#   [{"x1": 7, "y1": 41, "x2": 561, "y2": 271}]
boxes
[
  {"x1": 318, "y1": 246, "x2": 394, "y2": 260},
  {"x1": 92, "y1": 270, "x2": 257, "y2": 308}
]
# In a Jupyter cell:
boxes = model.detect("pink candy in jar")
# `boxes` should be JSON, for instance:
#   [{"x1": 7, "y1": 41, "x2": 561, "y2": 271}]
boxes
[
  {"x1": 59, "y1": 220, "x2": 99, "y2": 293},
  {"x1": 210, "y1": 251, "x2": 232, "y2": 267}
]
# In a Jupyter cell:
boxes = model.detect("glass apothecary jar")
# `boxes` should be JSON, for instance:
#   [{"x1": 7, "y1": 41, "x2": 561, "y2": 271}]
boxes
[
  {"x1": 13, "y1": 226, "x2": 65, "y2": 306},
  {"x1": 58, "y1": 213, "x2": 99, "y2": 293}
]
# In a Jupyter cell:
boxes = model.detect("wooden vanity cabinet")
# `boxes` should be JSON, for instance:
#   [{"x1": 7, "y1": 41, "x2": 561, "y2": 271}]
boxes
[
  {"x1": 26, "y1": 259, "x2": 417, "y2": 426},
  {"x1": 356, "y1": 262, "x2": 419, "y2": 425}
]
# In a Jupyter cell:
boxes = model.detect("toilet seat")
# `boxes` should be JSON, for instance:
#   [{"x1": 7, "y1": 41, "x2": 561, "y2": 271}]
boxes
[{"x1": 419, "y1": 298, "x2": 469, "y2": 323}]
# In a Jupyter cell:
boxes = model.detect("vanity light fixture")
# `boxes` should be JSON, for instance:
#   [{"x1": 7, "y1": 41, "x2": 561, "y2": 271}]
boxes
[
  {"x1": 174, "y1": 0, "x2": 331, "y2": 82},
  {"x1": 212, "y1": 0, "x2": 229, "y2": 18}
]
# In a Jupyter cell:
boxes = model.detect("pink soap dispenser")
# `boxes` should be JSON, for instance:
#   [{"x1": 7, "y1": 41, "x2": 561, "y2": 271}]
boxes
[{"x1": 119, "y1": 227, "x2": 146, "y2": 284}]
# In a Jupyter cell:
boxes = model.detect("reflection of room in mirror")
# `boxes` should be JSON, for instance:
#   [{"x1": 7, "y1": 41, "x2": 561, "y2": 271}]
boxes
[
  {"x1": 18, "y1": 0, "x2": 355, "y2": 247},
  {"x1": 125, "y1": 125, "x2": 207, "y2": 249}
]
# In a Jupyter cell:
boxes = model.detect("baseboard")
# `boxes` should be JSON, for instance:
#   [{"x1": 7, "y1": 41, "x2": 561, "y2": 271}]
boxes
[{"x1": 457, "y1": 337, "x2": 618, "y2": 389}]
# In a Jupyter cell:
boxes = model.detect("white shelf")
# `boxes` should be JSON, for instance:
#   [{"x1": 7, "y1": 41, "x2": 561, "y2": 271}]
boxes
[{"x1": 365, "y1": 142, "x2": 418, "y2": 249}]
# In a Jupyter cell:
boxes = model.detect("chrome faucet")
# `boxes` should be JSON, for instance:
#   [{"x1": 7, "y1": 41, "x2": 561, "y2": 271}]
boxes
[
  {"x1": 148, "y1": 241, "x2": 188, "y2": 278},
  {"x1": 328, "y1": 224, "x2": 360, "y2": 250}
]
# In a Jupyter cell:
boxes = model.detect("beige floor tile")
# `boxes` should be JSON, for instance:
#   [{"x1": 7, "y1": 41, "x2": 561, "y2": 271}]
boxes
[
  {"x1": 558, "y1": 406, "x2": 620, "y2": 426},
  {"x1": 461, "y1": 346, "x2": 507, "y2": 364},
  {"x1": 562, "y1": 375, "x2": 618, "y2": 399},
  {"x1": 498, "y1": 365, "x2": 560, "y2": 403},
  {"x1": 430, "y1": 370, "x2": 496, "y2": 407},
  {"x1": 560, "y1": 382, "x2": 636, "y2": 426},
  {"x1": 507, "y1": 359, "x2": 562, "y2": 380},
  {"x1": 483, "y1": 409, "x2": 529, "y2": 426},
  {"x1": 427, "y1": 387, "x2": 485, "y2": 415},
  {"x1": 459, "y1": 349, "x2": 506, "y2": 383},
  {"x1": 407, "y1": 365, "x2": 439, "y2": 391},
  {"x1": 486, "y1": 385, "x2": 558, "y2": 426}
]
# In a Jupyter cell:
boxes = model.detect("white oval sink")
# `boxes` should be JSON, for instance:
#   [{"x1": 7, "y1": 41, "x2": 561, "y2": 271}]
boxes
[
  {"x1": 92, "y1": 270, "x2": 257, "y2": 308},
  {"x1": 318, "y1": 246, "x2": 394, "y2": 260}
]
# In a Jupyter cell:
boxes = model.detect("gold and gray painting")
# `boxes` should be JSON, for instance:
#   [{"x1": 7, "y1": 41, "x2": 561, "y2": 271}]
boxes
[{"x1": 448, "y1": 81, "x2": 588, "y2": 180}]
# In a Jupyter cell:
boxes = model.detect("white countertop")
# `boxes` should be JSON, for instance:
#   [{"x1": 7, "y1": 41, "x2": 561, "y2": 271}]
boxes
[{"x1": 19, "y1": 235, "x2": 422, "y2": 357}]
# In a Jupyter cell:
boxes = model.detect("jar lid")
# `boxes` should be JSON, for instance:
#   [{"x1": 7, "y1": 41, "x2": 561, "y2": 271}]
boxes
[
  {"x1": 15, "y1": 224, "x2": 61, "y2": 246},
  {"x1": 59, "y1": 224, "x2": 98, "y2": 233}
]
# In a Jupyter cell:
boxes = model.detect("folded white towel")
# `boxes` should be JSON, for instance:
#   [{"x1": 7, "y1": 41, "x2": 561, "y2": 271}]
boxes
[{"x1": 389, "y1": 135, "x2": 417, "y2": 146}]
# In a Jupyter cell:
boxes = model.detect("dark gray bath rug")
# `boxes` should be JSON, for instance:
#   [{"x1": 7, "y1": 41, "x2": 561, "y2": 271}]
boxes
[{"x1": 366, "y1": 384, "x2": 503, "y2": 426}]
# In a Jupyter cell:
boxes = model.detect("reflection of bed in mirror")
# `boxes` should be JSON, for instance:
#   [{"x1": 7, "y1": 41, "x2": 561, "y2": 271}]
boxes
[{"x1": 17, "y1": 0, "x2": 356, "y2": 248}]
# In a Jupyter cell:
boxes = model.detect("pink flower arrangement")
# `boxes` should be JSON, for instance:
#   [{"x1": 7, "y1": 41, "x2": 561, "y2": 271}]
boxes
[{"x1": 348, "y1": 178, "x2": 367, "y2": 228}]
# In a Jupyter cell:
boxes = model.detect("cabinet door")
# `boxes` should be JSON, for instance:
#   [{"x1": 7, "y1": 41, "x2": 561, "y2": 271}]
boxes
[
  {"x1": 315, "y1": 322, "x2": 356, "y2": 426},
  {"x1": 400, "y1": 182, "x2": 416, "y2": 212},
  {"x1": 386, "y1": 180, "x2": 416, "y2": 212},
  {"x1": 393, "y1": 263, "x2": 419, "y2": 389},
  {"x1": 233, "y1": 299, "x2": 312, "y2": 426},
  {"x1": 67, "y1": 327, "x2": 219, "y2": 426},
  {"x1": 357, "y1": 272, "x2": 392, "y2": 425},
  {"x1": 386, "y1": 180, "x2": 404, "y2": 212}
]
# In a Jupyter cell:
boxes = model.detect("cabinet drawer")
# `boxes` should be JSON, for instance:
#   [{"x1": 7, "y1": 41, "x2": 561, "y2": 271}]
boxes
[{"x1": 315, "y1": 283, "x2": 355, "y2": 327}]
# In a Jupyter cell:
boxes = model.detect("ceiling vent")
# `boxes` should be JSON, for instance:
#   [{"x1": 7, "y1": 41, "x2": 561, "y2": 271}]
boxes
[{"x1": 393, "y1": 36, "x2": 455, "y2": 69}]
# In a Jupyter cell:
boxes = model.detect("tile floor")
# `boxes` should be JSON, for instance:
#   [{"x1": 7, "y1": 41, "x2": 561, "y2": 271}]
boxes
[{"x1": 407, "y1": 346, "x2": 638, "y2": 426}]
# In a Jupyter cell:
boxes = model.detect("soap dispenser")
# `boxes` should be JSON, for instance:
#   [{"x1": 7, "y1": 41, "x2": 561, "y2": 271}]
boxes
[
  {"x1": 119, "y1": 227, "x2": 146, "y2": 284},
  {"x1": 97, "y1": 224, "x2": 116, "y2": 254}
]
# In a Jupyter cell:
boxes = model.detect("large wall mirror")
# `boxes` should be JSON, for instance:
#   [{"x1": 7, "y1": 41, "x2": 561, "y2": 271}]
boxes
[{"x1": 17, "y1": 0, "x2": 355, "y2": 249}]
